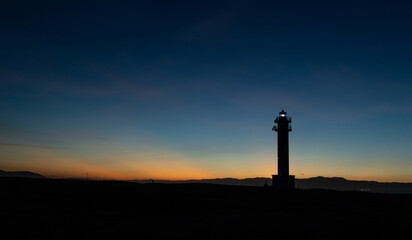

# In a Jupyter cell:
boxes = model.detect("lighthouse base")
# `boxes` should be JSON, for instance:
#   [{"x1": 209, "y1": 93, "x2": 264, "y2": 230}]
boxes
[{"x1": 272, "y1": 175, "x2": 295, "y2": 189}]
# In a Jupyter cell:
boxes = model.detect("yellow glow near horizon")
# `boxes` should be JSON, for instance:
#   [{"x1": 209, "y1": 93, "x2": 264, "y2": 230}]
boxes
[{"x1": 1, "y1": 146, "x2": 411, "y2": 182}]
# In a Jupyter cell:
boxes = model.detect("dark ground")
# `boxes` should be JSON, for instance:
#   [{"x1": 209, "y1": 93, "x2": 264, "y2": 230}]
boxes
[{"x1": 1, "y1": 177, "x2": 411, "y2": 239}]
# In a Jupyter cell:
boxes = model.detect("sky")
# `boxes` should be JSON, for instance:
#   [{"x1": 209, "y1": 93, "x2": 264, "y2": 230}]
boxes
[{"x1": 1, "y1": 0, "x2": 412, "y2": 182}]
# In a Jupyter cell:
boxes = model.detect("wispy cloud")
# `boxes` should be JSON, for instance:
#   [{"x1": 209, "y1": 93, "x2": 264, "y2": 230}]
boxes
[
  {"x1": 177, "y1": 1, "x2": 250, "y2": 43},
  {"x1": 0, "y1": 140, "x2": 55, "y2": 149},
  {"x1": 369, "y1": 103, "x2": 412, "y2": 114}
]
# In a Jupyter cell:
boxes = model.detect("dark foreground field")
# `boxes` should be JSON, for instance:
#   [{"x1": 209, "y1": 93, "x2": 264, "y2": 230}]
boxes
[{"x1": 1, "y1": 177, "x2": 411, "y2": 239}]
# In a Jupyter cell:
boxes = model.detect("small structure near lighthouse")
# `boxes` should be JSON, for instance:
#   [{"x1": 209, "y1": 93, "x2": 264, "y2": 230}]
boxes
[{"x1": 272, "y1": 110, "x2": 295, "y2": 189}]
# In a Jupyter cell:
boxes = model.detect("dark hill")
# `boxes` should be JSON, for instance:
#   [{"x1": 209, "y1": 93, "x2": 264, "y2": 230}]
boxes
[
  {"x1": 1, "y1": 177, "x2": 411, "y2": 239},
  {"x1": 0, "y1": 169, "x2": 44, "y2": 178},
  {"x1": 134, "y1": 176, "x2": 412, "y2": 194}
]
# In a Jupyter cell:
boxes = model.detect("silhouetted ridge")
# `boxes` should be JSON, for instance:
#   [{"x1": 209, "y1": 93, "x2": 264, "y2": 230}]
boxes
[
  {"x1": 134, "y1": 176, "x2": 412, "y2": 194},
  {"x1": 0, "y1": 170, "x2": 44, "y2": 178},
  {"x1": 2, "y1": 177, "x2": 411, "y2": 239}
]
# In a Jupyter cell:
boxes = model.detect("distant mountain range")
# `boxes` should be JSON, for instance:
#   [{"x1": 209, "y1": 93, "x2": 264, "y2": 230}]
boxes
[
  {"x1": 133, "y1": 176, "x2": 412, "y2": 194},
  {"x1": 1, "y1": 169, "x2": 410, "y2": 194},
  {"x1": 0, "y1": 170, "x2": 44, "y2": 178}
]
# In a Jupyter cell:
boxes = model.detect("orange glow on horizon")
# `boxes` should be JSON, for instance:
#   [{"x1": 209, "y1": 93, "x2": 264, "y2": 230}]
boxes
[
  {"x1": 2, "y1": 165, "x2": 411, "y2": 183},
  {"x1": 1, "y1": 146, "x2": 411, "y2": 182}
]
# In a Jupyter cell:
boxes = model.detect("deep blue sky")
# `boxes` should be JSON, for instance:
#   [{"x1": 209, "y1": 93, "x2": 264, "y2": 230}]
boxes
[{"x1": 1, "y1": 0, "x2": 411, "y2": 181}]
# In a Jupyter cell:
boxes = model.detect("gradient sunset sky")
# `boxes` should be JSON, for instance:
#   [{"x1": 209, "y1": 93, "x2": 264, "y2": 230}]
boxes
[{"x1": 1, "y1": 1, "x2": 412, "y2": 181}]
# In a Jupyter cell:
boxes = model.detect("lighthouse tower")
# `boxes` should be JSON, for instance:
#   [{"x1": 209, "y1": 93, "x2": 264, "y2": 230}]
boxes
[{"x1": 272, "y1": 110, "x2": 295, "y2": 189}]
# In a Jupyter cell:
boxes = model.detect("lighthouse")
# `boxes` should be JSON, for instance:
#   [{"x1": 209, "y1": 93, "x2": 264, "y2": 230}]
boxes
[{"x1": 272, "y1": 110, "x2": 295, "y2": 189}]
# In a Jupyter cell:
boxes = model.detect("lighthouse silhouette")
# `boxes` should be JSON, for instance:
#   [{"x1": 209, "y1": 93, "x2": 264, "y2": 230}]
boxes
[{"x1": 272, "y1": 109, "x2": 295, "y2": 189}]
